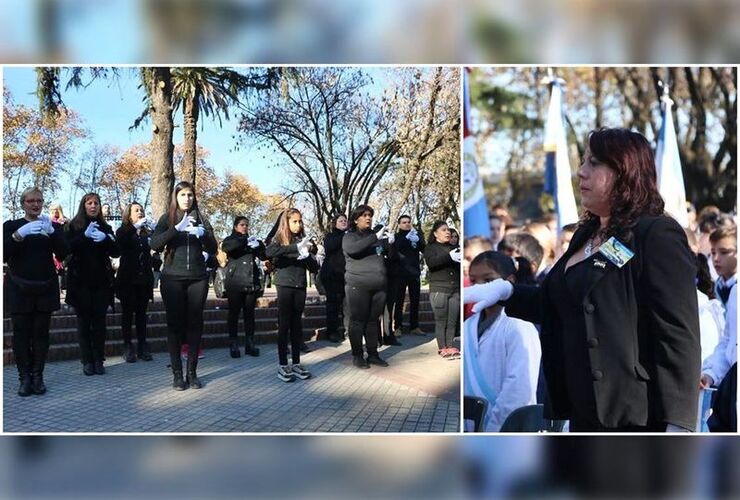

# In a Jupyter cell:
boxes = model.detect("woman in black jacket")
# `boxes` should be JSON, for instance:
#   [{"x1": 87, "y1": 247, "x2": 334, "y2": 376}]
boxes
[
  {"x1": 115, "y1": 202, "x2": 154, "y2": 363},
  {"x1": 320, "y1": 214, "x2": 348, "y2": 343},
  {"x1": 222, "y1": 216, "x2": 266, "y2": 358},
  {"x1": 265, "y1": 209, "x2": 319, "y2": 382},
  {"x1": 465, "y1": 128, "x2": 701, "y2": 432},
  {"x1": 343, "y1": 205, "x2": 394, "y2": 369},
  {"x1": 424, "y1": 220, "x2": 462, "y2": 359},
  {"x1": 65, "y1": 193, "x2": 120, "y2": 376},
  {"x1": 4, "y1": 187, "x2": 69, "y2": 396},
  {"x1": 151, "y1": 181, "x2": 217, "y2": 390}
]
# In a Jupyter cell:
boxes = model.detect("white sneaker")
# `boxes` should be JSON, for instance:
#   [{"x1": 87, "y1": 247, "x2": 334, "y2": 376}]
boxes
[
  {"x1": 291, "y1": 363, "x2": 312, "y2": 380},
  {"x1": 277, "y1": 365, "x2": 295, "y2": 383}
]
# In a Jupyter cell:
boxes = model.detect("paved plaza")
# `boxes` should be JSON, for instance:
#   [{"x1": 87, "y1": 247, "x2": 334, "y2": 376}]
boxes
[{"x1": 4, "y1": 333, "x2": 460, "y2": 433}]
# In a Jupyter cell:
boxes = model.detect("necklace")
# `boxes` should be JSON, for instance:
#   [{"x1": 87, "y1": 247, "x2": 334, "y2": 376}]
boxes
[{"x1": 584, "y1": 236, "x2": 595, "y2": 257}]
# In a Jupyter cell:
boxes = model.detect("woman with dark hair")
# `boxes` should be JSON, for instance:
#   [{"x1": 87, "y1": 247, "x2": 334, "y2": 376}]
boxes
[
  {"x1": 115, "y1": 202, "x2": 154, "y2": 363},
  {"x1": 4, "y1": 187, "x2": 69, "y2": 395},
  {"x1": 320, "y1": 213, "x2": 348, "y2": 343},
  {"x1": 151, "y1": 181, "x2": 217, "y2": 390},
  {"x1": 466, "y1": 128, "x2": 701, "y2": 432},
  {"x1": 265, "y1": 208, "x2": 319, "y2": 382},
  {"x1": 449, "y1": 228, "x2": 460, "y2": 247},
  {"x1": 424, "y1": 220, "x2": 462, "y2": 359},
  {"x1": 65, "y1": 192, "x2": 120, "y2": 376},
  {"x1": 342, "y1": 204, "x2": 394, "y2": 368},
  {"x1": 222, "y1": 216, "x2": 266, "y2": 358}
]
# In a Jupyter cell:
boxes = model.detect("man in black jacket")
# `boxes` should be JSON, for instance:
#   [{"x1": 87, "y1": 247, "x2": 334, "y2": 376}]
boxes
[{"x1": 388, "y1": 215, "x2": 426, "y2": 339}]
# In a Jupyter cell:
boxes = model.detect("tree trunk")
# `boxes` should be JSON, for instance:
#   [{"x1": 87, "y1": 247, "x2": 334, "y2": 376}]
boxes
[
  {"x1": 148, "y1": 68, "x2": 175, "y2": 219},
  {"x1": 182, "y1": 93, "x2": 199, "y2": 187}
]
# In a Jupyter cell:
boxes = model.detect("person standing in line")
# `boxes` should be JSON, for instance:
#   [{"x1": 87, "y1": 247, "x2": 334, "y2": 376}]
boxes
[
  {"x1": 151, "y1": 181, "x2": 217, "y2": 390},
  {"x1": 48, "y1": 202, "x2": 68, "y2": 290},
  {"x1": 115, "y1": 202, "x2": 155, "y2": 363},
  {"x1": 65, "y1": 193, "x2": 120, "y2": 376},
  {"x1": 320, "y1": 214, "x2": 349, "y2": 343},
  {"x1": 424, "y1": 220, "x2": 462, "y2": 359},
  {"x1": 389, "y1": 215, "x2": 426, "y2": 341},
  {"x1": 4, "y1": 187, "x2": 69, "y2": 396},
  {"x1": 343, "y1": 205, "x2": 394, "y2": 369},
  {"x1": 222, "y1": 216, "x2": 267, "y2": 358},
  {"x1": 265, "y1": 209, "x2": 320, "y2": 382}
]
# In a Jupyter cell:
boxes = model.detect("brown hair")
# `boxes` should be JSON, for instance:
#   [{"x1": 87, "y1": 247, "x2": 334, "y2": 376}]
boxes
[
  {"x1": 274, "y1": 208, "x2": 304, "y2": 245},
  {"x1": 709, "y1": 226, "x2": 737, "y2": 246},
  {"x1": 121, "y1": 202, "x2": 149, "y2": 235},
  {"x1": 68, "y1": 192, "x2": 112, "y2": 233},
  {"x1": 167, "y1": 181, "x2": 203, "y2": 227}
]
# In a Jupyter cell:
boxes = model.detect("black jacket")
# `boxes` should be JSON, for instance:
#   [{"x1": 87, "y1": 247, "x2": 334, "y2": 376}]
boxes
[
  {"x1": 4, "y1": 218, "x2": 69, "y2": 313},
  {"x1": 424, "y1": 241, "x2": 460, "y2": 294},
  {"x1": 65, "y1": 219, "x2": 120, "y2": 307},
  {"x1": 115, "y1": 224, "x2": 154, "y2": 300},
  {"x1": 319, "y1": 229, "x2": 346, "y2": 280},
  {"x1": 150, "y1": 211, "x2": 218, "y2": 280},
  {"x1": 504, "y1": 215, "x2": 701, "y2": 430},
  {"x1": 391, "y1": 229, "x2": 425, "y2": 278},
  {"x1": 342, "y1": 229, "x2": 390, "y2": 290},
  {"x1": 222, "y1": 233, "x2": 266, "y2": 292},
  {"x1": 265, "y1": 236, "x2": 319, "y2": 288}
]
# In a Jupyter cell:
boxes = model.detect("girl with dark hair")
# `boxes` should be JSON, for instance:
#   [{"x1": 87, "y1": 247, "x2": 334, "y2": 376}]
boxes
[
  {"x1": 65, "y1": 192, "x2": 120, "y2": 376},
  {"x1": 466, "y1": 128, "x2": 701, "y2": 432},
  {"x1": 265, "y1": 208, "x2": 319, "y2": 382},
  {"x1": 423, "y1": 221, "x2": 462, "y2": 359},
  {"x1": 222, "y1": 216, "x2": 266, "y2": 358},
  {"x1": 342, "y1": 204, "x2": 393, "y2": 368},
  {"x1": 320, "y1": 213, "x2": 349, "y2": 343},
  {"x1": 4, "y1": 187, "x2": 69, "y2": 395},
  {"x1": 115, "y1": 202, "x2": 154, "y2": 363},
  {"x1": 151, "y1": 181, "x2": 217, "y2": 390}
]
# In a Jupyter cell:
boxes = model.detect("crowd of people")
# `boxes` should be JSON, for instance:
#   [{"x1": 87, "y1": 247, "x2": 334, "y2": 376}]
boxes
[
  {"x1": 5, "y1": 183, "x2": 461, "y2": 395},
  {"x1": 463, "y1": 128, "x2": 737, "y2": 433}
]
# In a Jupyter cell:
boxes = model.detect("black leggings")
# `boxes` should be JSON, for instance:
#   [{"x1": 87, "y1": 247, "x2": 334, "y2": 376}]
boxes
[
  {"x1": 277, "y1": 286, "x2": 306, "y2": 366},
  {"x1": 430, "y1": 291, "x2": 460, "y2": 349},
  {"x1": 12, "y1": 311, "x2": 52, "y2": 375},
  {"x1": 160, "y1": 276, "x2": 209, "y2": 370},
  {"x1": 226, "y1": 289, "x2": 258, "y2": 341},
  {"x1": 74, "y1": 286, "x2": 111, "y2": 364},
  {"x1": 120, "y1": 283, "x2": 151, "y2": 345},
  {"x1": 345, "y1": 285, "x2": 386, "y2": 357},
  {"x1": 324, "y1": 278, "x2": 345, "y2": 335}
]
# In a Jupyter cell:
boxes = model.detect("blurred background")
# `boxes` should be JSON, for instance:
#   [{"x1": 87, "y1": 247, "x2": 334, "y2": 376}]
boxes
[{"x1": 1, "y1": 0, "x2": 739, "y2": 63}]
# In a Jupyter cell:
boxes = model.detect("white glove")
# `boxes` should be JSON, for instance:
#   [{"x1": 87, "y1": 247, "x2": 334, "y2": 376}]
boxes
[
  {"x1": 449, "y1": 248, "x2": 462, "y2": 263},
  {"x1": 39, "y1": 215, "x2": 55, "y2": 235},
  {"x1": 202, "y1": 252, "x2": 209, "y2": 262},
  {"x1": 84, "y1": 221, "x2": 99, "y2": 239},
  {"x1": 406, "y1": 230, "x2": 419, "y2": 243},
  {"x1": 375, "y1": 225, "x2": 387, "y2": 240},
  {"x1": 464, "y1": 279, "x2": 514, "y2": 314},
  {"x1": 297, "y1": 235, "x2": 311, "y2": 252},
  {"x1": 247, "y1": 236, "x2": 260, "y2": 248},
  {"x1": 175, "y1": 213, "x2": 194, "y2": 232},
  {"x1": 387, "y1": 233, "x2": 395, "y2": 244},
  {"x1": 90, "y1": 228, "x2": 107, "y2": 243},
  {"x1": 133, "y1": 218, "x2": 147, "y2": 229},
  {"x1": 145, "y1": 217, "x2": 156, "y2": 230},
  {"x1": 16, "y1": 220, "x2": 45, "y2": 238},
  {"x1": 185, "y1": 225, "x2": 205, "y2": 239},
  {"x1": 297, "y1": 246, "x2": 310, "y2": 260}
]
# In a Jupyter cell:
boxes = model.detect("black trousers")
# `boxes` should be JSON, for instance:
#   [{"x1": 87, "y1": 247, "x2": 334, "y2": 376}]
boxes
[
  {"x1": 392, "y1": 275, "x2": 421, "y2": 331},
  {"x1": 226, "y1": 289, "x2": 258, "y2": 342},
  {"x1": 120, "y1": 283, "x2": 151, "y2": 345},
  {"x1": 430, "y1": 291, "x2": 460, "y2": 350},
  {"x1": 74, "y1": 286, "x2": 111, "y2": 365},
  {"x1": 277, "y1": 286, "x2": 306, "y2": 366},
  {"x1": 324, "y1": 278, "x2": 345, "y2": 335},
  {"x1": 160, "y1": 276, "x2": 209, "y2": 371},
  {"x1": 12, "y1": 311, "x2": 52, "y2": 376},
  {"x1": 346, "y1": 285, "x2": 386, "y2": 357}
]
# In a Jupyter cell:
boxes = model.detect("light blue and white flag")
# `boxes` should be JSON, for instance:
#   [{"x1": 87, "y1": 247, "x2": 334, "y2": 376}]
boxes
[
  {"x1": 463, "y1": 69, "x2": 491, "y2": 239},
  {"x1": 655, "y1": 88, "x2": 689, "y2": 228}
]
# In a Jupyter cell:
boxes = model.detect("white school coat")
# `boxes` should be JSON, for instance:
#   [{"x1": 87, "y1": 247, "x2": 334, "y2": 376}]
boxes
[
  {"x1": 702, "y1": 284, "x2": 737, "y2": 385},
  {"x1": 697, "y1": 290, "x2": 726, "y2": 363},
  {"x1": 463, "y1": 309, "x2": 541, "y2": 432}
]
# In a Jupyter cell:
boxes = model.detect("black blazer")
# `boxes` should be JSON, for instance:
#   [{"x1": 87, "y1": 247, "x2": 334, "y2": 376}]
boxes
[{"x1": 504, "y1": 215, "x2": 701, "y2": 430}]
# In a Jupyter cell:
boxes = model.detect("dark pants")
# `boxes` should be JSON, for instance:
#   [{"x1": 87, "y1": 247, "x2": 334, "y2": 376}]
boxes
[
  {"x1": 120, "y1": 283, "x2": 151, "y2": 345},
  {"x1": 277, "y1": 286, "x2": 306, "y2": 366},
  {"x1": 160, "y1": 276, "x2": 209, "y2": 371},
  {"x1": 324, "y1": 278, "x2": 345, "y2": 335},
  {"x1": 709, "y1": 363, "x2": 737, "y2": 432},
  {"x1": 393, "y1": 275, "x2": 421, "y2": 331},
  {"x1": 226, "y1": 289, "x2": 258, "y2": 342},
  {"x1": 346, "y1": 285, "x2": 386, "y2": 357},
  {"x1": 12, "y1": 311, "x2": 52, "y2": 376},
  {"x1": 430, "y1": 291, "x2": 460, "y2": 350},
  {"x1": 74, "y1": 286, "x2": 111, "y2": 365}
]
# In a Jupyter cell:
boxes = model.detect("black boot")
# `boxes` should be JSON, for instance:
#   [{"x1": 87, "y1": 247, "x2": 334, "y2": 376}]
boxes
[
  {"x1": 229, "y1": 341, "x2": 241, "y2": 359},
  {"x1": 187, "y1": 356, "x2": 202, "y2": 389},
  {"x1": 83, "y1": 363, "x2": 95, "y2": 376},
  {"x1": 123, "y1": 343, "x2": 137, "y2": 363},
  {"x1": 18, "y1": 372, "x2": 33, "y2": 397},
  {"x1": 367, "y1": 353, "x2": 389, "y2": 367},
  {"x1": 383, "y1": 335, "x2": 401, "y2": 346},
  {"x1": 31, "y1": 372, "x2": 46, "y2": 395},
  {"x1": 137, "y1": 342, "x2": 153, "y2": 362},
  {"x1": 30, "y1": 349, "x2": 48, "y2": 394},
  {"x1": 172, "y1": 369, "x2": 187, "y2": 391},
  {"x1": 244, "y1": 336, "x2": 260, "y2": 357},
  {"x1": 353, "y1": 355, "x2": 369, "y2": 369},
  {"x1": 93, "y1": 360, "x2": 105, "y2": 375}
]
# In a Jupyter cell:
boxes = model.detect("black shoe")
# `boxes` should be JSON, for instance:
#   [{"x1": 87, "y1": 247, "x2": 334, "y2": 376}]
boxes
[
  {"x1": 245, "y1": 337, "x2": 260, "y2": 357},
  {"x1": 83, "y1": 363, "x2": 95, "y2": 376},
  {"x1": 172, "y1": 370, "x2": 187, "y2": 391},
  {"x1": 300, "y1": 342, "x2": 311, "y2": 353},
  {"x1": 18, "y1": 375, "x2": 33, "y2": 397},
  {"x1": 383, "y1": 335, "x2": 401, "y2": 346},
  {"x1": 93, "y1": 361, "x2": 105, "y2": 375},
  {"x1": 31, "y1": 373, "x2": 47, "y2": 395},
  {"x1": 367, "y1": 354, "x2": 389, "y2": 367},
  {"x1": 137, "y1": 342, "x2": 153, "y2": 362},
  {"x1": 187, "y1": 357, "x2": 202, "y2": 389},
  {"x1": 123, "y1": 343, "x2": 137, "y2": 363},
  {"x1": 229, "y1": 342, "x2": 241, "y2": 359},
  {"x1": 353, "y1": 355, "x2": 369, "y2": 369}
]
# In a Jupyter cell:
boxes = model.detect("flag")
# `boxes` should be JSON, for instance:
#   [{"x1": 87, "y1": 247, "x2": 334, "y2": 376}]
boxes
[
  {"x1": 655, "y1": 90, "x2": 689, "y2": 228},
  {"x1": 463, "y1": 69, "x2": 491, "y2": 239},
  {"x1": 542, "y1": 78, "x2": 579, "y2": 233}
]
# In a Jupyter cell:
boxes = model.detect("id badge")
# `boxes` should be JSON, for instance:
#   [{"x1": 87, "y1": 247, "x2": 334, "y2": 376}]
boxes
[{"x1": 598, "y1": 236, "x2": 634, "y2": 268}]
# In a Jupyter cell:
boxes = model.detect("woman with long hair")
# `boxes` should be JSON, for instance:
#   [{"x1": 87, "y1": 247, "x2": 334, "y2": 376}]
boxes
[
  {"x1": 320, "y1": 213, "x2": 348, "y2": 343},
  {"x1": 48, "y1": 202, "x2": 68, "y2": 290},
  {"x1": 115, "y1": 202, "x2": 155, "y2": 363},
  {"x1": 151, "y1": 181, "x2": 217, "y2": 390},
  {"x1": 65, "y1": 192, "x2": 120, "y2": 376},
  {"x1": 265, "y1": 208, "x2": 319, "y2": 382},
  {"x1": 4, "y1": 187, "x2": 69, "y2": 395},
  {"x1": 222, "y1": 216, "x2": 266, "y2": 358}
]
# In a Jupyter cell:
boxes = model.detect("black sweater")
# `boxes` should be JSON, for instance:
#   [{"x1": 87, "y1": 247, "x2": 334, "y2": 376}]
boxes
[
  {"x1": 265, "y1": 236, "x2": 319, "y2": 288},
  {"x1": 424, "y1": 241, "x2": 460, "y2": 294},
  {"x1": 391, "y1": 229, "x2": 425, "y2": 278},
  {"x1": 65, "y1": 219, "x2": 120, "y2": 288},
  {"x1": 222, "y1": 233, "x2": 266, "y2": 292},
  {"x1": 320, "y1": 229, "x2": 346, "y2": 279},
  {"x1": 115, "y1": 224, "x2": 154, "y2": 288},
  {"x1": 342, "y1": 229, "x2": 390, "y2": 290},
  {"x1": 150, "y1": 212, "x2": 218, "y2": 280},
  {"x1": 4, "y1": 218, "x2": 68, "y2": 282}
]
